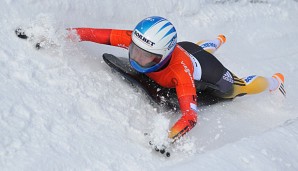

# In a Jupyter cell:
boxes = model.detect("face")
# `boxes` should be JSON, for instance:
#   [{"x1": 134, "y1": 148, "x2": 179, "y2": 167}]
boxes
[{"x1": 129, "y1": 42, "x2": 162, "y2": 68}]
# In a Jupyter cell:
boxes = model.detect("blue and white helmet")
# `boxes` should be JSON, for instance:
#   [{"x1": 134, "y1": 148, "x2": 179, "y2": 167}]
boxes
[{"x1": 129, "y1": 16, "x2": 177, "y2": 73}]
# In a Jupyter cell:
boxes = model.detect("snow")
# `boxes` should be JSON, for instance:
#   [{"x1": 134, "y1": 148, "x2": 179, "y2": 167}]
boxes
[{"x1": 1, "y1": 0, "x2": 298, "y2": 170}]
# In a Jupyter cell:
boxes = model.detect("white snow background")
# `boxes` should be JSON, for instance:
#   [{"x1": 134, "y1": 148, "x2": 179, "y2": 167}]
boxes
[{"x1": 1, "y1": 0, "x2": 298, "y2": 170}]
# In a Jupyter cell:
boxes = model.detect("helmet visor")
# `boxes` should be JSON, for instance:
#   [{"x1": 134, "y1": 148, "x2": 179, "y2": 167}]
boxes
[{"x1": 129, "y1": 42, "x2": 162, "y2": 68}]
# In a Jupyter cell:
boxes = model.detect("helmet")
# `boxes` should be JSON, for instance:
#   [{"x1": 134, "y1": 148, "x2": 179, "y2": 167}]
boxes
[{"x1": 129, "y1": 16, "x2": 177, "y2": 73}]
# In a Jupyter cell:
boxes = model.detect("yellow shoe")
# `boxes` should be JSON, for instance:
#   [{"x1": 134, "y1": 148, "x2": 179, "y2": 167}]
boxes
[{"x1": 271, "y1": 73, "x2": 286, "y2": 97}]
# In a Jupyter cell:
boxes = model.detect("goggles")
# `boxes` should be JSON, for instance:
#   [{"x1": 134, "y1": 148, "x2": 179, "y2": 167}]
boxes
[{"x1": 129, "y1": 42, "x2": 162, "y2": 68}]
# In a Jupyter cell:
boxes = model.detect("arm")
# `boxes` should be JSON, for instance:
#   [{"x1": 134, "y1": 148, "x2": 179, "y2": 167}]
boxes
[
  {"x1": 68, "y1": 28, "x2": 133, "y2": 49},
  {"x1": 146, "y1": 49, "x2": 199, "y2": 142},
  {"x1": 167, "y1": 62, "x2": 198, "y2": 141}
]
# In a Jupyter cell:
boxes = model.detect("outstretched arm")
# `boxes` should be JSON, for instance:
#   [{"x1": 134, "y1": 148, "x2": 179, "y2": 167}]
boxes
[{"x1": 68, "y1": 28, "x2": 133, "y2": 49}]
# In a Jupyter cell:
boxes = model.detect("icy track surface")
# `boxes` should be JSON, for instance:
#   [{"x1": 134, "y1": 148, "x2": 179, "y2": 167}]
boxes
[{"x1": 1, "y1": 0, "x2": 298, "y2": 170}]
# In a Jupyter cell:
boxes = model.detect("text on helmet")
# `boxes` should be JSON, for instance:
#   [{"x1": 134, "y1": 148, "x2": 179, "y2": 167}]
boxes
[
  {"x1": 134, "y1": 30, "x2": 155, "y2": 47},
  {"x1": 167, "y1": 35, "x2": 177, "y2": 50}
]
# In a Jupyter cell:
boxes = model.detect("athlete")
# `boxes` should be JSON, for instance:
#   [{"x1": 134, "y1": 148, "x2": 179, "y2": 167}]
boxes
[{"x1": 68, "y1": 16, "x2": 286, "y2": 142}]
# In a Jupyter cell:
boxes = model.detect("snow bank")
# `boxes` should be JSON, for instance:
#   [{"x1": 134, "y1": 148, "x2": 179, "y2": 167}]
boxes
[{"x1": 1, "y1": 0, "x2": 298, "y2": 170}]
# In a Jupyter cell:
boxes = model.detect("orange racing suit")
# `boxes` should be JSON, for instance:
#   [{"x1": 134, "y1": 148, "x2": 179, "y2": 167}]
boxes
[{"x1": 70, "y1": 28, "x2": 272, "y2": 141}]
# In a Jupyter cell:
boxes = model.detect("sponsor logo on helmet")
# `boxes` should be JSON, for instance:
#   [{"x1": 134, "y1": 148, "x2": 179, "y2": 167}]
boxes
[
  {"x1": 145, "y1": 17, "x2": 155, "y2": 22},
  {"x1": 134, "y1": 30, "x2": 155, "y2": 47},
  {"x1": 167, "y1": 35, "x2": 177, "y2": 50}
]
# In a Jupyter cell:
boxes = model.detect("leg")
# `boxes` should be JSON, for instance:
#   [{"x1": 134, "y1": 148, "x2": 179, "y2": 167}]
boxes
[
  {"x1": 196, "y1": 34, "x2": 226, "y2": 54},
  {"x1": 178, "y1": 42, "x2": 284, "y2": 100},
  {"x1": 225, "y1": 73, "x2": 285, "y2": 98},
  {"x1": 214, "y1": 74, "x2": 270, "y2": 99}
]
